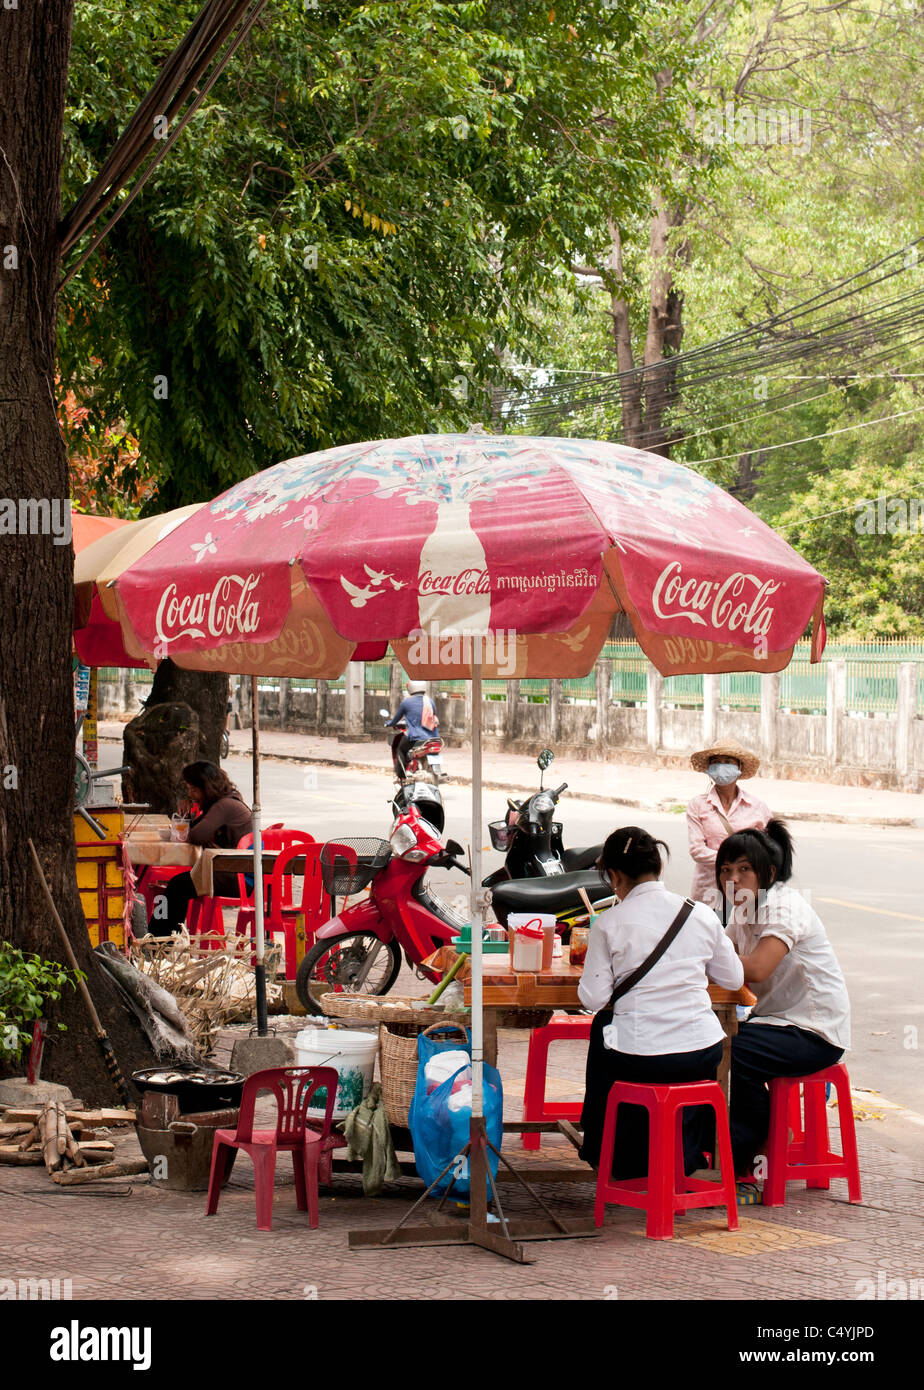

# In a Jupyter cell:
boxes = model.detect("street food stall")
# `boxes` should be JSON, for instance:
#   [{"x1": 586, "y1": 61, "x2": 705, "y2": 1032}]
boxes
[{"x1": 70, "y1": 433, "x2": 827, "y2": 1260}]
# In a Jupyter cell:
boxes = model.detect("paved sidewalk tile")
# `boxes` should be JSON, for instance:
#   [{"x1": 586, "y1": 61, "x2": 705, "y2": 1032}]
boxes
[{"x1": 2, "y1": 1022, "x2": 921, "y2": 1302}]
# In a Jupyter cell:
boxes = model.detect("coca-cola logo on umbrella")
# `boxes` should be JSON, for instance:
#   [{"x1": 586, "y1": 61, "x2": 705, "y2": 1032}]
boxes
[
  {"x1": 651, "y1": 562, "x2": 781, "y2": 638},
  {"x1": 155, "y1": 573, "x2": 262, "y2": 645}
]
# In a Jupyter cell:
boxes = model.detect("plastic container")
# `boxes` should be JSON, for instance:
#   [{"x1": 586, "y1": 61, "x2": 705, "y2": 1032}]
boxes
[
  {"x1": 170, "y1": 815, "x2": 190, "y2": 843},
  {"x1": 508, "y1": 913, "x2": 556, "y2": 969},
  {"x1": 511, "y1": 922, "x2": 544, "y2": 972},
  {"x1": 294, "y1": 1025, "x2": 379, "y2": 1120},
  {"x1": 450, "y1": 926, "x2": 509, "y2": 955}
]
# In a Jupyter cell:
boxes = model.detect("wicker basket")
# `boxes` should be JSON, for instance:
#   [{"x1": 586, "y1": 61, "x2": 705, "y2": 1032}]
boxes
[
  {"x1": 378, "y1": 1025, "x2": 419, "y2": 1126},
  {"x1": 318, "y1": 992, "x2": 468, "y2": 1027},
  {"x1": 379, "y1": 1021, "x2": 471, "y2": 1127}
]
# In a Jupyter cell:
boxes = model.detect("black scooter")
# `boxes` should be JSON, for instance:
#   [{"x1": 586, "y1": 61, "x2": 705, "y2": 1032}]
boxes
[{"x1": 484, "y1": 749, "x2": 612, "y2": 927}]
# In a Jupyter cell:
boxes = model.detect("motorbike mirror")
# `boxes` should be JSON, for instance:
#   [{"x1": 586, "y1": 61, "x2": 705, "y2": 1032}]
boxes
[
  {"x1": 379, "y1": 708, "x2": 390, "y2": 718},
  {"x1": 537, "y1": 749, "x2": 554, "y2": 771},
  {"x1": 445, "y1": 838, "x2": 464, "y2": 858}
]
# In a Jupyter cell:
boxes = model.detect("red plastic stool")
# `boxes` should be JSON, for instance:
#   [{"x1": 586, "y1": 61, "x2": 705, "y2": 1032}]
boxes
[
  {"x1": 764, "y1": 1064, "x2": 861, "y2": 1207},
  {"x1": 522, "y1": 1014, "x2": 592, "y2": 1150},
  {"x1": 594, "y1": 1080, "x2": 738, "y2": 1240},
  {"x1": 187, "y1": 896, "x2": 227, "y2": 947}
]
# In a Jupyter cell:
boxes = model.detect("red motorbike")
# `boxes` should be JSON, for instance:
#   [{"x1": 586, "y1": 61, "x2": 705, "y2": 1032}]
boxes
[{"x1": 295, "y1": 805, "x2": 470, "y2": 1014}]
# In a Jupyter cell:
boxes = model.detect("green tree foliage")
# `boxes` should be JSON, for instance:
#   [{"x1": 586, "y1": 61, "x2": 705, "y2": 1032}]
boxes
[
  {"x1": 507, "y1": 1, "x2": 924, "y2": 634},
  {"x1": 59, "y1": 0, "x2": 689, "y2": 508},
  {"x1": 775, "y1": 386, "x2": 924, "y2": 637},
  {"x1": 0, "y1": 945, "x2": 83, "y2": 1062}
]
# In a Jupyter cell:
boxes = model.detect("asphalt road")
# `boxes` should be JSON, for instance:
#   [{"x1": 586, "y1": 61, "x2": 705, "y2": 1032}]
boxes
[{"x1": 217, "y1": 750, "x2": 924, "y2": 1124}]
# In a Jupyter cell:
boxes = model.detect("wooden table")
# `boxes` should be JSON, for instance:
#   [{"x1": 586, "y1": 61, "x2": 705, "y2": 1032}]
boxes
[
  {"x1": 464, "y1": 952, "x2": 755, "y2": 1101},
  {"x1": 123, "y1": 837, "x2": 308, "y2": 894}
]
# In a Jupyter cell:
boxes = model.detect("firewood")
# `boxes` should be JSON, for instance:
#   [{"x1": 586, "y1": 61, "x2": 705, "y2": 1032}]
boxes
[
  {"x1": 78, "y1": 1144, "x2": 117, "y2": 1163},
  {"x1": 17, "y1": 1125, "x2": 41, "y2": 1152},
  {"x1": 50, "y1": 1158, "x2": 149, "y2": 1185},
  {"x1": 56, "y1": 1103, "x2": 68, "y2": 1156},
  {"x1": 64, "y1": 1129, "x2": 87, "y2": 1168},
  {"x1": 40, "y1": 1103, "x2": 62, "y2": 1173},
  {"x1": 72, "y1": 1109, "x2": 137, "y2": 1127},
  {"x1": 0, "y1": 1108, "x2": 137, "y2": 1126},
  {"x1": 0, "y1": 1146, "x2": 44, "y2": 1165},
  {"x1": 0, "y1": 1122, "x2": 34, "y2": 1140}
]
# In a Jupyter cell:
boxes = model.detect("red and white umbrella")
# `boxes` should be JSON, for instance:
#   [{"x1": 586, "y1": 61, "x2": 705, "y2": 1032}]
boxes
[
  {"x1": 105, "y1": 433, "x2": 825, "y2": 678},
  {"x1": 95, "y1": 433, "x2": 827, "y2": 1127}
]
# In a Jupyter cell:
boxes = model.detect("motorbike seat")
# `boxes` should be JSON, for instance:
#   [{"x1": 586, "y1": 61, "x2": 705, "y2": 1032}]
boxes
[
  {"x1": 561, "y1": 844, "x2": 604, "y2": 872},
  {"x1": 488, "y1": 869, "x2": 612, "y2": 926}
]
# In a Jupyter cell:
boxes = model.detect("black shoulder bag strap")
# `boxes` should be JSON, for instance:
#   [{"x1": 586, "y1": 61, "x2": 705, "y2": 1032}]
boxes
[{"x1": 601, "y1": 897, "x2": 696, "y2": 1023}]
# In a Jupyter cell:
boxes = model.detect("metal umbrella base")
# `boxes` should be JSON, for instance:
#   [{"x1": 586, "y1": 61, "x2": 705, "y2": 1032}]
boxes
[{"x1": 348, "y1": 1117, "x2": 600, "y2": 1264}]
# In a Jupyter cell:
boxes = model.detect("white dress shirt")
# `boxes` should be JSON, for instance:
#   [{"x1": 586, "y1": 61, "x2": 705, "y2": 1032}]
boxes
[
  {"x1": 686, "y1": 783, "x2": 771, "y2": 906},
  {"x1": 577, "y1": 880, "x2": 744, "y2": 1055},
  {"x1": 726, "y1": 882, "x2": 850, "y2": 1050}
]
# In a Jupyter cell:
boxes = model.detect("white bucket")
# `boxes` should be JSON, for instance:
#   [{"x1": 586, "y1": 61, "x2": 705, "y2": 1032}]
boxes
[{"x1": 294, "y1": 1026, "x2": 379, "y2": 1121}]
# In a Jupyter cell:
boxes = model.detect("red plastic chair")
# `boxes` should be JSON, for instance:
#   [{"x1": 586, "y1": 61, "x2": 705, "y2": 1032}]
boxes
[
  {"x1": 205, "y1": 1065, "x2": 339, "y2": 1231},
  {"x1": 522, "y1": 1014, "x2": 592, "y2": 1149},
  {"x1": 594, "y1": 1079, "x2": 739, "y2": 1240},
  {"x1": 235, "y1": 834, "x2": 329, "y2": 978},
  {"x1": 187, "y1": 830, "x2": 267, "y2": 950},
  {"x1": 231, "y1": 825, "x2": 286, "y2": 909},
  {"x1": 764, "y1": 1064, "x2": 861, "y2": 1207}
]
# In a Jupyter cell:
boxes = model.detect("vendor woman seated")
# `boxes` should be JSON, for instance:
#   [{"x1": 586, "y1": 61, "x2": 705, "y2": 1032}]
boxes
[
  {"x1": 146, "y1": 761, "x2": 252, "y2": 937},
  {"x1": 578, "y1": 826, "x2": 744, "y2": 1178},
  {"x1": 717, "y1": 820, "x2": 850, "y2": 1180}
]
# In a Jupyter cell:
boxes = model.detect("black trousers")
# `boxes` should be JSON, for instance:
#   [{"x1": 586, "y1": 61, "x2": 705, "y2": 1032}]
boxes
[
  {"x1": 394, "y1": 733, "x2": 413, "y2": 779},
  {"x1": 729, "y1": 1021, "x2": 844, "y2": 1175},
  {"x1": 146, "y1": 870, "x2": 244, "y2": 936},
  {"x1": 579, "y1": 1009, "x2": 724, "y2": 1180}
]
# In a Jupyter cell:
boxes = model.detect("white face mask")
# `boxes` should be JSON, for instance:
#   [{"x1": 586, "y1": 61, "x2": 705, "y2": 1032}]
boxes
[{"x1": 708, "y1": 761, "x2": 740, "y2": 786}]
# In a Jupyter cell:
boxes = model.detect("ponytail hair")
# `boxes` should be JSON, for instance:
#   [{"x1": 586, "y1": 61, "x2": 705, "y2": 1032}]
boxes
[
  {"x1": 597, "y1": 826, "x2": 669, "y2": 881},
  {"x1": 714, "y1": 818, "x2": 794, "y2": 890}
]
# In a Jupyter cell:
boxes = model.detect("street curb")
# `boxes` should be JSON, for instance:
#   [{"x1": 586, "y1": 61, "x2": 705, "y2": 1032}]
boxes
[{"x1": 101, "y1": 736, "x2": 919, "y2": 829}]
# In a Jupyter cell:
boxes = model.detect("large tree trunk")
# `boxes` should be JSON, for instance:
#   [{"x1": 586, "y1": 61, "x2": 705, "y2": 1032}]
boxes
[
  {"x1": 640, "y1": 189, "x2": 686, "y2": 455},
  {"x1": 119, "y1": 661, "x2": 229, "y2": 809},
  {"x1": 606, "y1": 221, "x2": 644, "y2": 446},
  {"x1": 0, "y1": 0, "x2": 154, "y2": 1101},
  {"x1": 145, "y1": 660, "x2": 228, "y2": 762}
]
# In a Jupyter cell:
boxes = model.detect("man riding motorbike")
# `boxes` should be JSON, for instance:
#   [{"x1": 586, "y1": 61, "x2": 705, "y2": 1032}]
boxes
[{"x1": 384, "y1": 680, "x2": 439, "y2": 781}]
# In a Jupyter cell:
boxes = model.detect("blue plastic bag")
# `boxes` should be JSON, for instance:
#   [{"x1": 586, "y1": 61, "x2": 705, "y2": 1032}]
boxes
[{"x1": 408, "y1": 1025, "x2": 504, "y2": 1199}]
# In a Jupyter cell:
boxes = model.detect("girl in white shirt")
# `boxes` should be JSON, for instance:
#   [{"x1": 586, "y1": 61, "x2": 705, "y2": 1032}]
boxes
[
  {"x1": 578, "y1": 827, "x2": 744, "y2": 1179},
  {"x1": 716, "y1": 820, "x2": 849, "y2": 1178}
]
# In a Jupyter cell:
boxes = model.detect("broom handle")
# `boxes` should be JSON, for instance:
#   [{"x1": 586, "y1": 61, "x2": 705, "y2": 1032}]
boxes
[{"x1": 28, "y1": 839, "x2": 132, "y2": 1106}]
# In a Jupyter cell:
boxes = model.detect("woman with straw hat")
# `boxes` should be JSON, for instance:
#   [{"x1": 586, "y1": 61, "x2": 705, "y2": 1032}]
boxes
[{"x1": 686, "y1": 740, "x2": 770, "y2": 909}]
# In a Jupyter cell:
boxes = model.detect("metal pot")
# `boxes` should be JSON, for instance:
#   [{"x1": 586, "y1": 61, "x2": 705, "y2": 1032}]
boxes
[
  {"x1": 132, "y1": 1065, "x2": 245, "y2": 1114},
  {"x1": 137, "y1": 1109, "x2": 240, "y2": 1191}
]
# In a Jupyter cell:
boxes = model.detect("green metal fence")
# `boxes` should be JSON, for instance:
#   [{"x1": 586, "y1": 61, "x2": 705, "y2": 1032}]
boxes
[{"x1": 98, "y1": 638, "x2": 924, "y2": 716}]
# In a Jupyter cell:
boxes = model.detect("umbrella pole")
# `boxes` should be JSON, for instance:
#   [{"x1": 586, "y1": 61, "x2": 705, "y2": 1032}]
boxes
[
  {"x1": 250, "y1": 674, "x2": 268, "y2": 1036},
  {"x1": 470, "y1": 657, "x2": 484, "y2": 1120}
]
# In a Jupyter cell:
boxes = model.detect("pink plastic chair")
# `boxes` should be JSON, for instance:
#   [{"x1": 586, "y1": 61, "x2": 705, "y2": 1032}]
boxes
[{"x1": 205, "y1": 1065, "x2": 339, "y2": 1231}]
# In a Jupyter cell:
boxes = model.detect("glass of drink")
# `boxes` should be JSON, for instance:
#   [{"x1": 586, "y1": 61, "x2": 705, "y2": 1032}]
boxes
[{"x1": 569, "y1": 926, "x2": 590, "y2": 967}]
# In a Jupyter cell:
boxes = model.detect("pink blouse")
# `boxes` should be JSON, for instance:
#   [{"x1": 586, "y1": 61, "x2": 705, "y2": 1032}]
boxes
[{"x1": 686, "y1": 783, "x2": 771, "y2": 908}]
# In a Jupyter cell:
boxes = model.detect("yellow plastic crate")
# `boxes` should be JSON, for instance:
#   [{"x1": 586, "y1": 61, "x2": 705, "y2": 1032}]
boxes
[{"x1": 74, "y1": 806, "x2": 126, "y2": 948}]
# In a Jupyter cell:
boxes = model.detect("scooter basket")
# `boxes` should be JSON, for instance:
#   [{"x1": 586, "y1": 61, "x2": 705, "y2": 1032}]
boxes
[
  {"x1": 320, "y1": 838, "x2": 392, "y2": 896},
  {"x1": 489, "y1": 820, "x2": 516, "y2": 852}
]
